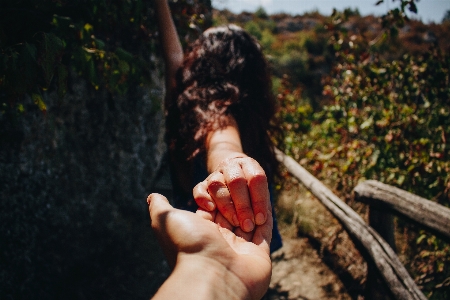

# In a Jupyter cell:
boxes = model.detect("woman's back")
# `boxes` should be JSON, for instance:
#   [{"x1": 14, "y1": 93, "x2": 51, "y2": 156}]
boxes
[{"x1": 166, "y1": 24, "x2": 280, "y2": 189}]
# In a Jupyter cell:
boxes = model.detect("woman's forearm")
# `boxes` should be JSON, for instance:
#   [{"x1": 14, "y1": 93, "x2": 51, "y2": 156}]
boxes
[{"x1": 205, "y1": 120, "x2": 247, "y2": 173}]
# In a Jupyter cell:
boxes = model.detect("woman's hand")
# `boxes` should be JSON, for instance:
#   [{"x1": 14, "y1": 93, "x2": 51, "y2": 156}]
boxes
[
  {"x1": 193, "y1": 156, "x2": 271, "y2": 233},
  {"x1": 148, "y1": 193, "x2": 272, "y2": 300}
]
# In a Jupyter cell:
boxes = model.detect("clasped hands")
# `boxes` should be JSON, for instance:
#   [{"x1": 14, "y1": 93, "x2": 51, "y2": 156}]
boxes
[
  {"x1": 194, "y1": 156, "x2": 271, "y2": 235},
  {"x1": 148, "y1": 156, "x2": 272, "y2": 300}
]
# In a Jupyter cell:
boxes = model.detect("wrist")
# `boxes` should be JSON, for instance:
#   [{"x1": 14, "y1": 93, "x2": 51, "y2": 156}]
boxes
[
  {"x1": 180, "y1": 255, "x2": 251, "y2": 300},
  {"x1": 154, "y1": 255, "x2": 250, "y2": 300},
  {"x1": 208, "y1": 152, "x2": 248, "y2": 173}
]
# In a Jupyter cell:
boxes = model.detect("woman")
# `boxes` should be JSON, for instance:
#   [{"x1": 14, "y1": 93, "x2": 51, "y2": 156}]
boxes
[{"x1": 155, "y1": 0, "x2": 282, "y2": 252}]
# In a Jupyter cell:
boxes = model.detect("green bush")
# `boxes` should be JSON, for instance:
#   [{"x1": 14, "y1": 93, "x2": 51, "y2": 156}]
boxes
[
  {"x1": 277, "y1": 3, "x2": 449, "y2": 297},
  {"x1": 245, "y1": 21, "x2": 263, "y2": 40},
  {"x1": 281, "y1": 40, "x2": 450, "y2": 300}
]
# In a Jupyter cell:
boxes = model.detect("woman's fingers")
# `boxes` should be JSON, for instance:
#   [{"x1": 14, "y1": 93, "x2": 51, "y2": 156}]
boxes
[
  {"x1": 234, "y1": 226, "x2": 254, "y2": 242},
  {"x1": 193, "y1": 181, "x2": 216, "y2": 211},
  {"x1": 219, "y1": 159, "x2": 256, "y2": 232},
  {"x1": 194, "y1": 157, "x2": 271, "y2": 233},
  {"x1": 194, "y1": 172, "x2": 240, "y2": 227},
  {"x1": 220, "y1": 157, "x2": 270, "y2": 231},
  {"x1": 214, "y1": 211, "x2": 235, "y2": 231},
  {"x1": 206, "y1": 172, "x2": 239, "y2": 227},
  {"x1": 241, "y1": 159, "x2": 270, "y2": 226},
  {"x1": 226, "y1": 176, "x2": 255, "y2": 232}
]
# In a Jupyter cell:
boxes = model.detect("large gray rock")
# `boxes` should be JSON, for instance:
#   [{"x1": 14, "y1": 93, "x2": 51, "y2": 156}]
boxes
[{"x1": 0, "y1": 74, "x2": 170, "y2": 299}]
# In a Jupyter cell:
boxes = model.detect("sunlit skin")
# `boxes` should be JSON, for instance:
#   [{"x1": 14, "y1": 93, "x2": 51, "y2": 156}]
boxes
[
  {"x1": 193, "y1": 122, "x2": 271, "y2": 233},
  {"x1": 148, "y1": 193, "x2": 272, "y2": 300}
]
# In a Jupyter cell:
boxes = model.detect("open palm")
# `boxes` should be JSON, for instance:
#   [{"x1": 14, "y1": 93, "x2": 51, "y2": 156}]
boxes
[{"x1": 148, "y1": 193, "x2": 272, "y2": 300}]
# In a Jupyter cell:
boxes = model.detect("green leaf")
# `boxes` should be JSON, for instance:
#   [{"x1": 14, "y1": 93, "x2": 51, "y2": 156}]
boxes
[
  {"x1": 370, "y1": 67, "x2": 387, "y2": 74},
  {"x1": 17, "y1": 104, "x2": 24, "y2": 113},
  {"x1": 360, "y1": 116, "x2": 373, "y2": 130},
  {"x1": 24, "y1": 43, "x2": 38, "y2": 63},
  {"x1": 417, "y1": 234, "x2": 427, "y2": 244},
  {"x1": 31, "y1": 92, "x2": 47, "y2": 112},
  {"x1": 118, "y1": 60, "x2": 130, "y2": 74},
  {"x1": 37, "y1": 33, "x2": 65, "y2": 87},
  {"x1": 94, "y1": 38, "x2": 106, "y2": 50},
  {"x1": 115, "y1": 47, "x2": 133, "y2": 62},
  {"x1": 397, "y1": 174, "x2": 405, "y2": 185},
  {"x1": 369, "y1": 149, "x2": 380, "y2": 167}
]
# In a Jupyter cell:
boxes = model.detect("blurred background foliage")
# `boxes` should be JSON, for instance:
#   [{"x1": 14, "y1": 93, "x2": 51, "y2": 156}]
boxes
[
  {"x1": 0, "y1": 0, "x2": 211, "y2": 114},
  {"x1": 215, "y1": 1, "x2": 450, "y2": 298},
  {"x1": 276, "y1": 2, "x2": 450, "y2": 298}
]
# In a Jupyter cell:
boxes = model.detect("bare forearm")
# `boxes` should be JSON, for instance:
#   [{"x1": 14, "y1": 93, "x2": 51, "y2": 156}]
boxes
[
  {"x1": 154, "y1": 0, "x2": 183, "y2": 100},
  {"x1": 206, "y1": 121, "x2": 246, "y2": 172},
  {"x1": 155, "y1": 0, "x2": 183, "y2": 65}
]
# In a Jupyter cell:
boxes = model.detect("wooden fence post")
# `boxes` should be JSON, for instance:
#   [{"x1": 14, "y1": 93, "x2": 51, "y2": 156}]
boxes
[
  {"x1": 354, "y1": 180, "x2": 450, "y2": 299},
  {"x1": 276, "y1": 149, "x2": 426, "y2": 300},
  {"x1": 365, "y1": 208, "x2": 396, "y2": 300}
]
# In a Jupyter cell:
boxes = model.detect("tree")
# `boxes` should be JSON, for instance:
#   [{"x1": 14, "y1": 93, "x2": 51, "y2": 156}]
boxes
[
  {"x1": 255, "y1": 6, "x2": 269, "y2": 19},
  {"x1": 443, "y1": 10, "x2": 450, "y2": 23}
]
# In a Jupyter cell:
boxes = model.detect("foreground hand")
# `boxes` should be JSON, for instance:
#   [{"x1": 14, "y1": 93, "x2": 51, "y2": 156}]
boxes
[
  {"x1": 148, "y1": 193, "x2": 272, "y2": 300},
  {"x1": 193, "y1": 156, "x2": 270, "y2": 233}
]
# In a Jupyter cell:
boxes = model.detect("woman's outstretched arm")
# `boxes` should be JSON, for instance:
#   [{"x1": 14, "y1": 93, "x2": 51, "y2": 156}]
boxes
[
  {"x1": 193, "y1": 117, "x2": 271, "y2": 235},
  {"x1": 155, "y1": 0, "x2": 183, "y2": 104}
]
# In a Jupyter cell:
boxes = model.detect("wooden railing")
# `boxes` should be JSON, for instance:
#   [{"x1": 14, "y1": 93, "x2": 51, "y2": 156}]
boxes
[
  {"x1": 354, "y1": 180, "x2": 450, "y2": 299},
  {"x1": 354, "y1": 180, "x2": 450, "y2": 241},
  {"x1": 276, "y1": 149, "x2": 444, "y2": 300}
]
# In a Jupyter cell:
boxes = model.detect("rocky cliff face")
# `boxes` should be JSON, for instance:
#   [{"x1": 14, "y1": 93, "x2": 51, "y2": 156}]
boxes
[{"x1": 0, "y1": 74, "x2": 170, "y2": 299}]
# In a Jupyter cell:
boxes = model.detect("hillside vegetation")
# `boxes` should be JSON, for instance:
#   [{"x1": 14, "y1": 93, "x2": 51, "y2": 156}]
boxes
[{"x1": 214, "y1": 4, "x2": 450, "y2": 299}]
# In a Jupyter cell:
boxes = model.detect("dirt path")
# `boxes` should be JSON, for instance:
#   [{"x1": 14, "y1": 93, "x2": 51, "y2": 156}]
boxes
[
  {"x1": 267, "y1": 187, "x2": 356, "y2": 300},
  {"x1": 267, "y1": 236, "x2": 352, "y2": 300}
]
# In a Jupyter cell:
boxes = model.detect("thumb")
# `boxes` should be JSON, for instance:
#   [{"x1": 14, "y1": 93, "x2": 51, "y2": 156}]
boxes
[
  {"x1": 146, "y1": 193, "x2": 180, "y2": 268},
  {"x1": 147, "y1": 193, "x2": 173, "y2": 229}
]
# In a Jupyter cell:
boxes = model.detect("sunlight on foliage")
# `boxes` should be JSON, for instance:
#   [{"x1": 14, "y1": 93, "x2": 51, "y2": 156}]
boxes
[{"x1": 277, "y1": 8, "x2": 450, "y2": 296}]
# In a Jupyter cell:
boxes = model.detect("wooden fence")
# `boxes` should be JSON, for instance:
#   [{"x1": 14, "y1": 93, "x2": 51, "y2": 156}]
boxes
[{"x1": 276, "y1": 149, "x2": 450, "y2": 299}]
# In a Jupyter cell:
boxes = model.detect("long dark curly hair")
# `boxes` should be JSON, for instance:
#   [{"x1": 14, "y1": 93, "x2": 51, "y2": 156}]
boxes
[{"x1": 166, "y1": 24, "x2": 282, "y2": 188}]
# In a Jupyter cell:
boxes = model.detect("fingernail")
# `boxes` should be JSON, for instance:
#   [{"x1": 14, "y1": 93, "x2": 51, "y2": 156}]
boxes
[
  {"x1": 206, "y1": 201, "x2": 215, "y2": 211},
  {"x1": 242, "y1": 219, "x2": 255, "y2": 232},
  {"x1": 255, "y1": 213, "x2": 266, "y2": 225},
  {"x1": 232, "y1": 214, "x2": 240, "y2": 227},
  {"x1": 146, "y1": 195, "x2": 152, "y2": 205}
]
